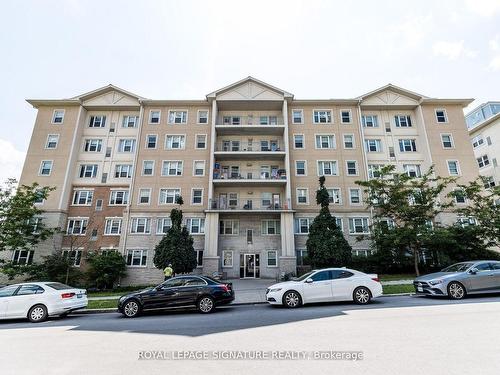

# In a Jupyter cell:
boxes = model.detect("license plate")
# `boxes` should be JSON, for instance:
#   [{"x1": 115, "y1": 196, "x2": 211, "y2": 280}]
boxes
[
  {"x1": 417, "y1": 286, "x2": 423, "y2": 292},
  {"x1": 77, "y1": 294, "x2": 83, "y2": 298}
]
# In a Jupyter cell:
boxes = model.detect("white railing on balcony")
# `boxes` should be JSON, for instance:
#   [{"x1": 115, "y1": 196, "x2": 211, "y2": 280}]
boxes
[
  {"x1": 215, "y1": 141, "x2": 284, "y2": 152},
  {"x1": 213, "y1": 169, "x2": 287, "y2": 180},
  {"x1": 208, "y1": 198, "x2": 291, "y2": 211},
  {"x1": 217, "y1": 115, "x2": 284, "y2": 126}
]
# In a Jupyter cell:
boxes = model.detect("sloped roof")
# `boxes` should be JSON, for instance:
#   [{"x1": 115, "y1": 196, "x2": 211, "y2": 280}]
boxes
[{"x1": 206, "y1": 76, "x2": 293, "y2": 99}]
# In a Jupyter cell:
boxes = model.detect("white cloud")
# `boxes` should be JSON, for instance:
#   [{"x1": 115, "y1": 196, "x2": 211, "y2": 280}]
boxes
[
  {"x1": 0, "y1": 139, "x2": 26, "y2": 184},
  {"x1": 465, "y1": 0, "x2": 500, "y2": 17},
  {"x1": 489, "y1": 56, "x2": 500, "y2": 71},
  {"x1": 432, "y1": 40, "x2": 478, "y2": 60},
  {"x1": 489, "y1": 35, "x2": 500, "y2": 51}
]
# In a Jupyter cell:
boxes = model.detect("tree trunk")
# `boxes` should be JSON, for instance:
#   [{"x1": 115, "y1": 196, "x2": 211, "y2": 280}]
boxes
[
  {"x1": 413, "y1": 246, "x2": 420, "y2": 277},
  {"x1": 65, "y1": 266, "x2": 69, "y2": 284}
]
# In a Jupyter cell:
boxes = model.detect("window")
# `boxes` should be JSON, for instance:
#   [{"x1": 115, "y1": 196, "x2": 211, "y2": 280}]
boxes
[
  {"x1": 109, "y1": 190, "x2": 129, "y2": 205},
  {"x1": 46, "y1": 134, "x2": 59, "y2": 149},
  {"x1": 292, "y1": 110, "x2": 303, "y2": 124},
  {"x1": 84, "y1": 139, "x2": 103, "y2": 152},
  {"x1": 223, "y1": 116, "x2": 241, "y2": 125},
  {"x1": 156, "y1": 217, "x2": 172, "y2": 234},
  {"x1": 66, "y1": 218, "x2": 88, "y2": 235},
  {"x1": 435, "y1": 109, "x2": 447, "y2": 123},
  {"x1": 122, "y1": 115, "x2": 139, "y2": 128},
  {"x1": 261, "y1": 220, "x2": 280, "y2": 235},
  {"x1": 222, "y1": 250, "x2": 233, "y2": 267},
  {"x1": 118, "y1": 139, "x2": 136, "y2": 153},
  {"x1": 475, "y1": 155, "x2": 490, "y2": 169},
  {"x1": 349, "y1": 188, "x2": 361, "y2": 204},
  {"x1": 197, "y1": 110, "x2": 209, "y2": 124},
  {"x1": 229, "y1": 192, "x2": 238, "y2": 207},
  {"x1": 34, "y1": 189, "x2": 45, "y2": 204},
  {"x1": 295, "y1": 160, "x2": 306, "y2": 176},
  {"x1": 146, "y1": 135, "x2": 157, "y2": 149},
  {"x1": 89, "y1": 115, "x2": 106, "y2": 128},
  {"x1": 341, "y1": 110, "x2": 351, "y2": 124},
  {"x1": 62, "y1": 250, "x2": 82, "y2": 266},
  {"x1": 39, "y1": 160, "x2": 53, "y2": 176},
  {"x1": 454, "y1": 189, "x2": 467, "y2": 204},
  {"x1": 79, "y1": 164, "x2": 98, "y2": 178},
  {"x1": 365, "y1": 139, "x2": 382, "y2": 152},
  {"x1": 441, "y1": 134, "x2": 454, "y2": 148},
  {"x1": 149, "y1": 110, "x2": 161, "y2": 124},
  {"x1": 297, "y1": 188, "x2": 308, "y2": 204},
  {"x1": 317, "y1": 161, "x2": 338, "y2": 176},
  {"x1": 394, "y1": 115, "x2": 412, "y2": 127},
  {"x1": 484, "y1": 176, "x2": 496, "y2": 189},
  {"x1": 186, "y1": 218, "x2": 205, "y2": 234},
  {"x1": 114, "y1": 164, "x2": 132, "y2": 178},
  {"x1": 361, "y1": 115, "x2": 378, "y2": 127},
  {"x1": 196, "y1": 134, "x2": 207, "y2": 149},
  {"x1": 296, "y1": 249, "x2": 309, "y2": 266},
  {"x1": 346, "y1": 161, "x2": 358, "y2": 176},
  {"x1": 247, "y1": 229, "x2": 253, "y2": 244},
  {"x1": 138, "y1": 189, "x2": 151, "y2": 204},
  {"x1": 267, "y1": 250, "x2": 278, "y2": 267},
  {"x1": 130, "y1": 218, "x2": 151, "y2": 234},
  {"x1": 399, "y1": 139, "x2": 417, "y2": 152},
  {"x1": 168, "y1": 110, "x2": 188, "y2": 124},
  {"x1": 294, "y1": 218, "x2": 311, "y2": 234},
  {"x1": 165, "y1": 135, "x2": 185, "y2": 150},
  {"x1": 193, "y1": 161, "x2": 205, "y2": 176},
  {"x1": 72, "y1": 190, "x2": 93, "y2": 205},
  {"x1": 447, "y1": 160, "x2": 460, "y2": 176},
  {"x1": 196, "y1": 251, "x2": 204, "y2": 267},
  {"x1": 368, "y1": 164, "x2": 383, "y2": 179},
  {"x1": 348, "y1": 217, "x2": 369, "y2": 234},
  {"x1": 142, "y1": 160, "x2": 154, "y2": 176},
  {"x1": 260, "y1": 192, "x2": 271, "y2": 207},
  {"x1": 315, "y1": 135, "x2": 335, "y2": 149},
  {"x1": 191, "y1": 189, "x2": 203, "y2": 204},
  {"x1": 104, "y1": 218, "x2": 122, "y2": 235},
  {"x1": 313, "y1": 110, "x2": 332, "y2": 124},
  {"x1": 159, "y1": 188, "x2": 181, "y2": 204},
  {"x1": 336, "y1": 217, "x2": 343, "y2": 232},
  {"x1": 161, "y1": 161, "x2": 183, "y2": 176},
  {"x1": 12, "y1": 250, "x2": 34, "y2": 265},
  {"x1": 220, "y1": 220, "x2": 239, "y2": 235},
  {"x1": 52, "y1": 110, "x2": 64, "y2": 124},
  {"x1": 404, "y1": 164, "x2": 422, "y2": 178},
  {"x1": 343, "y1": 134, "x2": 354, "y2": 149},
  {"x1": 327, "y1": 188, "x2": 341, "y2": 204},
  {"x1": 294, "y1": 134, "x2": 304, "y2": 148},
  {"x1": 457, "y1": 216, "x2": 476, "y2": 227},
  {"x1": 472, "y1": 135, "x2": 484, "y2": 148},
  {"x1": 126, "y1": 250, "x2": 147, "y2": 267}
]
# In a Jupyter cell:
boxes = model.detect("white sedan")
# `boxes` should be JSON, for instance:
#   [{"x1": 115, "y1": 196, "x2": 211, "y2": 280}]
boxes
[
  {"x1": 0, "y1": 282, "x2": 87, "y2": 322},
  {"x1": 266, "y1": 268, "x2": 383, "y2": 307}
]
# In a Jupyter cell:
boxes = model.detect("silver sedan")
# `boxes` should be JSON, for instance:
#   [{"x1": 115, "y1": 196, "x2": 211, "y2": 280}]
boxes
[{"x1": 413, "y1": 260, "x2": 500, "y2": 299}]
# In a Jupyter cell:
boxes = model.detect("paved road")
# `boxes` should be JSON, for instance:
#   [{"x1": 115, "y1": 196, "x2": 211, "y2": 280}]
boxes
[{"x1": 1, "y1": 295, "x2": 500, "y2": 375}]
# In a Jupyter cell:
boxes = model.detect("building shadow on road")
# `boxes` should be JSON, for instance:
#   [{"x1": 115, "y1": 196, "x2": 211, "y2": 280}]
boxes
[{"x1": 1, "y1": 293, "x2": 500, "y2": 337}]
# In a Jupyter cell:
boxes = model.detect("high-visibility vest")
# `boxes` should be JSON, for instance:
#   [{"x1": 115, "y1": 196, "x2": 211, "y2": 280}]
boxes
[{"x1": 164, "y1": 267, "x2": 173, "y2": 277}]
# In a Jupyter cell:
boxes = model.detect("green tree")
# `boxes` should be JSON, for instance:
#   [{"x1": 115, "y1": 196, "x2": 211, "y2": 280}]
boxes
[
  {"x1": 86, "y1": 251, "x2": 127, "y2": 289},
  {"x1": 153, "y1": 196, "x2": 197, "y2": 274},
  {"x1": 26, "y1": 253, "x2": 82, "y2": 285},
  {"x1": 306, "y1": 176, "x2": 352, "y2": 267},
  {"x1": 356, "y1": 165, "x2": 456, "y2": 276}
]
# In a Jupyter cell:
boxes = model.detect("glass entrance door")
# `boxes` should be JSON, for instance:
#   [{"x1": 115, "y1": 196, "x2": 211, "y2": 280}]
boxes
[{"x1": 239, "y1": 254, "x2": 260, "y2": 278}]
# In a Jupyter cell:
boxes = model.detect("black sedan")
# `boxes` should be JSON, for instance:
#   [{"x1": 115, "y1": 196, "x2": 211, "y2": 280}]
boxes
[{"x1": 117, "y1": 275, "x2": 234, "y2": 317}]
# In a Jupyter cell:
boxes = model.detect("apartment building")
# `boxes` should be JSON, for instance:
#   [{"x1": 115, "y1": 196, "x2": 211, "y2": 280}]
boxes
[
  {"x1": 8, "y1": 77, "x2": 478, "y2": 285},
  {"x1": 466, "y1": 103, "x2": 500, "y2": 189}
]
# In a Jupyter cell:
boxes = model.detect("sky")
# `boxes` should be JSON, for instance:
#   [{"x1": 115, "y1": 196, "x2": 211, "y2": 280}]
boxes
[{"x1": 1, "y1": 0, "x2": 500, "y2": 183}]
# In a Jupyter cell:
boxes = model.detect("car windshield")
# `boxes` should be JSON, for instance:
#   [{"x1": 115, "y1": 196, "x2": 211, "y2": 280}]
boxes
[
  {"x1": 45, "y1": 282, "x2": 73, "y2": 290},
  {"x1": 441, "y1": 263, "x2": 474, "y2": 272},
  {"x1": 294, "y1": 271, "x2": 315, "y2": 282}
]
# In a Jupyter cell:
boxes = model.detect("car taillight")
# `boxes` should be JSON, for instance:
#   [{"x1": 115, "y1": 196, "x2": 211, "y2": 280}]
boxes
[
  {"x1": 372, "y1": 277, "x2": 380, "y2": 283},
  {"x1": 61, "y1": 292, "x2": 75, "y2": 299},
  {"x1": 220, "y1": 284, "x2": 230, "y2": 292}
]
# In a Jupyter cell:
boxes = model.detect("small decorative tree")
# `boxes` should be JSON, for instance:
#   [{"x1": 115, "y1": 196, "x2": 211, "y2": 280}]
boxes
[
  {"x1": 306, "y1": 176, "x2": 352, "y2": 267},
  {"x1": 86, "y1": 251, "x2": 127, "y2": 290},
  {"x1": 153, "y1": 196, "x2": 197, "y2": 274}
]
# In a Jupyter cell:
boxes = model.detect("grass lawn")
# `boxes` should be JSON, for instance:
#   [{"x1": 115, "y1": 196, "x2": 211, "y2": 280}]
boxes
[
  {"x1": 382, "y1": 284, "x2": 415, "y2": 294},
  {"x1": 87, "y1": 291, "x2": 127, "y2": 298},
  {"x1": 379, "y1": 274, "x2": 415, "y2": 281},
  {"x1": 87, "y1": 300, "x2": 118, "y2": 309}
]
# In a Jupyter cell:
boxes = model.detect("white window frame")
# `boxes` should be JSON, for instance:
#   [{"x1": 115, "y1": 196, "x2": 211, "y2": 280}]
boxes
[
  {"x1": 327, "y1": 187, "x2": 342, "y2": 204},
  {"x1": 294, "y1": 218, "x2": 311, "y2": 234},
  {"x1": 296, "y1": 188, "x2": 309, "y2": 205},
  {"x1": 39, "y1": 160, "x2": 53, "y2": 176},
  {"x1": 142, "y1": 160, "x2": 155, "y2": 176},
  {"x1": 343, "y1": 134, "x2": 355, "y2": 149},
  {"x1": 104, "y1": 217, "x2": 122, "y2": 236},
  {"x1": 118, "y1": 139, "x2": 136, "y2": 153},
  {"x1": 435, "y1": 109, "x2": 448, "y2": 123},
  {"x1": 88, "y1": 115, "x2": 106, "y2": 128},
  {"x1": 368, "y1": 164, "x2": 383, "y2": 179},
  {"x1": 220, "y1": 220, "x2": 239, "y2": 236},
  {"x1": 477, "y1": 155, "x2": 490, "y2": 169},
  {"x1": 156, "y1": 217, "x2": 172, "y2": 234},
  {"x1": 317, "y1": 160, "x2": 338, "y2": 176},
  {"x1": 130, "y1": 217, "x2": 151, "y2": 234},
  {"x1": 161, "y1": 160, "x2": 183, "y2": 176},
  {"x1": 349, "y1": 188, "x2": 362, "y2": 205},
  {"x1": 361, "y1": 115, "x2": 378, "y2": 127},
  {"x1": 447, "y1": 160, "x2": 461, "y2": 176},
  {"x1": 195, "y1": 134, "x2": 207, "y2": 149},
  {"x1": 313, "y1": 109, "x2": 333, "y2": 124},
  {"x1": 295, "y1": 160, "x2": 307, "y2": 176},
  {"x1": 72, "y1": 189, "x2": 93, "y2": 206},
  {"x1": 159, "y1": 188, "x2": 181, "y2": 205},
  {"x1": 126, "y1": 249, "x2": 148, "y2": 267},
  {"x1": 315, "y1": 134, "x2": 336, "y2": 149},
  {"x1": 186, "y1": 218, "x2": 205, "y2": 234},
  {"x1": 267, "y1": 250, "x2": 278, "y2": 267},
  {"x1": 440, "y1": 133, "x2": 454, "y2": 149},
  {"x1": 191, "y1": 188, "x2": 204, "y2": 205},
  {"x1": 52, "y1": 109, "x2": 65, "y2": 124},
  {"x1": 149, "y1": 110, "x2": 161, "y2": 125},
  {"x1": 62, "y1": 249, "x2": 82, "y2": 267},
  {"x1": 138, "y1": 188, "x2": 152, "y2": 205},
  {"x1": 197, "y1": 110, "x2": 209, "y2": 124},
  {"x1": 398, "y1": 139, "x2": 417, "y2": 153},
  {"x1": 293, "y1": 134, "x2": 305, "y2": 149},
  {"x1": 66, "y1": 217, "x2": 88, "y2": 236},
  {"x1": 261, "y1": 220, "x2": 281, "y2": 235},
  {"x1": 109, "y1": 190, "x2": 129, "y2": 205},
  {"x1": 165, "y1": 134, "x2": 186, "y2": 150},
  {"x1": 348, "y1": 217, "x2": 370, "y2": 234},
  {"x1": 84, "y1": 138, "x2": 103, "y2": 153},
  {"x1": 403, "y1": 164, "x2": 422, "y2": 178},
  {"x1": 79, "y1": 164, "x2": 98, "y2": 178},
  {"x1": 394, "y1": 115, "x2": 412, "y2": 127},
  {"x1": 145, "y1": 134, "x2": 158, "y2": 149},
  {"x1": 365, "y1": 139, "x2": 382, "y2": 152},
  {"x1": 45, "y1": 134, "x2": 59, "y2": 149},
  {"x1": 122, "y1": 115, "x2": 139, "y2": 128},
  {"x1": 291, "y1": 109, "x2": 304, "y2": 124},
  {"x1": 453, "y1": 189, "x2": 467, "y2": 204},
  {"x1": 345, "y1": 160, "x2": 358, "y2": 176},
  {"x1": 222, "y1": 250, "x2": 234, "y2": 268},
  {"x1": 114, "y1": 164, "x2": 133, "y2": 178},
  {"x1": 193, "y1": 160, "x2": 206, "y2": 177},
  {"x1": 472, "y1": 135, "x2": 484, "y2": 148},
  {"x1": 168, "y1": 110, "x2": 188, "y2": 124},
  {"x1": 340, "y1": 109, "x2": 352, "y2": 124}
]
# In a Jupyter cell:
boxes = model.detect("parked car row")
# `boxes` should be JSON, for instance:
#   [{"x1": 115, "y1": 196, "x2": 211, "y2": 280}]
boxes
[{"x1": 1, "y1": 261, "x2": 500, "y2": 322}]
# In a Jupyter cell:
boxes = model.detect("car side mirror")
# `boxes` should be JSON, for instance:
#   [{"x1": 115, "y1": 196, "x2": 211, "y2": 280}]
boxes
[
  {"x1": 469, "y1": 268, "x2": 478, "y2": 275},
  {"x1": 305, "y1": 278, "x2": 314, "y2": 283}
]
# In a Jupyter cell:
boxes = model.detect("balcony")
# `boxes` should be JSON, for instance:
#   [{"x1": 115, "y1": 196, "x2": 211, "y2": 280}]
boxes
[
  {"x1": 214, "y1": 141, "x2": 286, "y2": 160},
  {"x1": 216, "y1": 116, "x2": 285, "y2": 135},
  {"x1": 206, "y1": 198, "x2": 292, "y2": 213},
  {"x1": 213, "y1": 168, "x2": 287, "y2": 186}
]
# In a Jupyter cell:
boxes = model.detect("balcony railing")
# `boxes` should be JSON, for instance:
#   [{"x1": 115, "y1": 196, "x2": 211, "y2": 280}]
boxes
[
  {"x1": 217, "y1": 116, "x2": 284, "y2": 126},
  {"x1": 213, "y1": 169, "x2": 287, "y2": 180},
  {"x1": 208, "y1": 198, "x2": 291, "y2": 211},
  {"x1": 215, "y1": 141, "x2": 283, "y2": 152}
]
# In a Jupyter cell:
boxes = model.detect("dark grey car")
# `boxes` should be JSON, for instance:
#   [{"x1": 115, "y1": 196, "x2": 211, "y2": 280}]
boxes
[{"x1": 414, "y1": 261, "x2": 500, "y2": 299}]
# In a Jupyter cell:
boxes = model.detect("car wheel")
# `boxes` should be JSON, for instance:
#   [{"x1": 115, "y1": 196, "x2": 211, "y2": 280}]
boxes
[
  {"x1": 122, "y1": 299, "x2": 141, "y2": 318},
  {"x1": 28, "y1": 304, "x2": 48, "y2": 323},
  {"x1": 353, "y1": 287, "x2": 372, "y2": 305},
  {"x1": 283, "y1": 290, "x2": 302, "y2": 308},
  {"x1": 448, "y1": 282, "x2": 466, "y2": 300},
  {"x1": 198, "y1": 296, "x2": 215, "y2": 313}
]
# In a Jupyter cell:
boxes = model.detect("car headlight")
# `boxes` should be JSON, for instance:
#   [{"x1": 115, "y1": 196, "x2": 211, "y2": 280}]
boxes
[
  {"x1": 269, "y1": 288, "x2": 282, "y2": 293},
  {"x1": 119, "y1": 296, "x2": 127, "y2": 302},
  {"x1": 429, "y1": 279, "x2": 444, "y2": 285}
]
